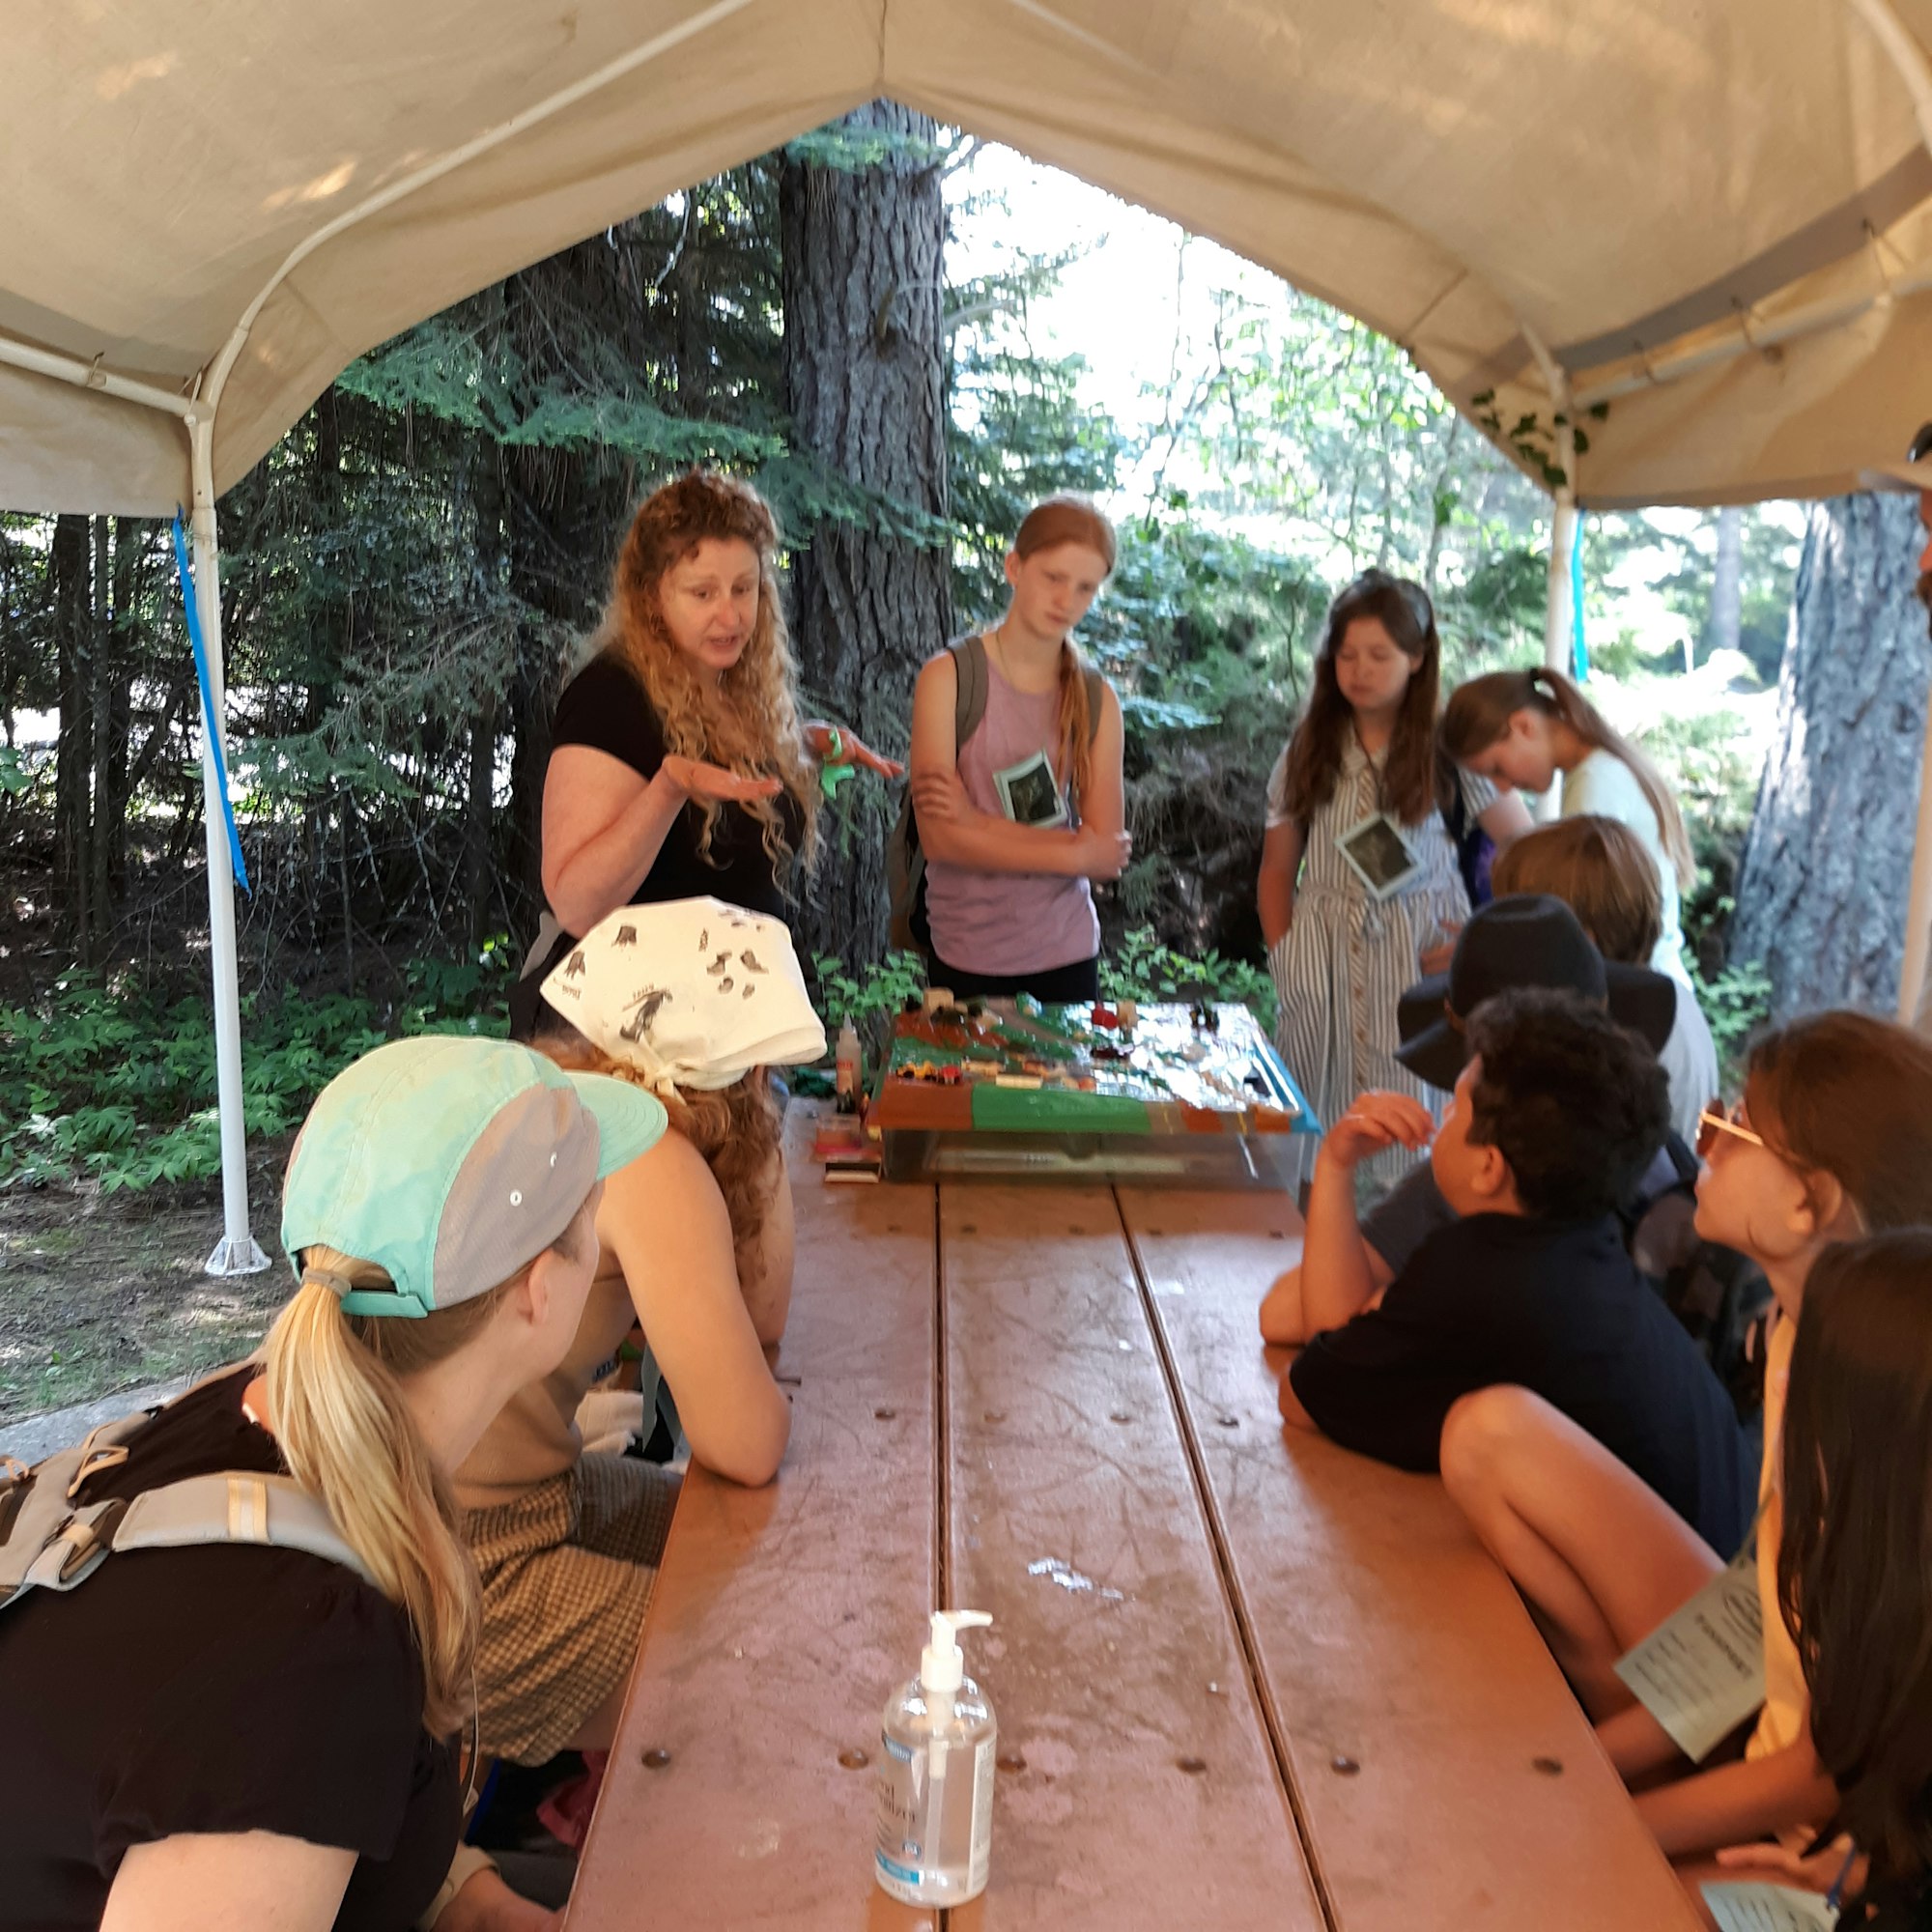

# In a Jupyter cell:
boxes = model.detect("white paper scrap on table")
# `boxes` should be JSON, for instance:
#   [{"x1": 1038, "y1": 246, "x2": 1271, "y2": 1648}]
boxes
[
  {"x1": 1701, "y1": 1880, "x2": 1838, "y2": 1932},
  {"x1": 1613, "y1": 1544, "x2": 1765, "y2": 1762}
]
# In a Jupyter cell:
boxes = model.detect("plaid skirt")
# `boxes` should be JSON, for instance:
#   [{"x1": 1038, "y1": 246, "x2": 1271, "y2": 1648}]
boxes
[{"x1": 465, "y1": 1452, "x2": 681, "y2": 1764}]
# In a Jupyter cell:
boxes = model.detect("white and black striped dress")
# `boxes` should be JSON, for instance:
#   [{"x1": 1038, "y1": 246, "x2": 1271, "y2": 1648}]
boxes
[{"x1": 1265, "y1": 737, "x2": 1495, "y2": 1186}]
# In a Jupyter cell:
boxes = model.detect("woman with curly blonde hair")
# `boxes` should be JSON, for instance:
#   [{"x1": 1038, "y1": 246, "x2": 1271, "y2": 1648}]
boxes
[{"x1": 513, "y1": 469, "x2": 897, "y2": 1035}]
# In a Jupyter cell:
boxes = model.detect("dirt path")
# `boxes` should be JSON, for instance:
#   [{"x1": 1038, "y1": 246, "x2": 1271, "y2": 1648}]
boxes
[{"x1": 0, "y1": 1142, "x2": 295, "y2": 1425}]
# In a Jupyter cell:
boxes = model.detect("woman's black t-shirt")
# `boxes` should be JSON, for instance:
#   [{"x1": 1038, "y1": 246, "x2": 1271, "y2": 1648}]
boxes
[
  {"x1": 516, "y1": 653, "x2": 807, "y2": 1035},
  {"x1": 0, "y1": 1372, "x2": 460, "y2": 1931},
  {"x1": 549, "y1": 653, "x2": 803, "y2": 921}
]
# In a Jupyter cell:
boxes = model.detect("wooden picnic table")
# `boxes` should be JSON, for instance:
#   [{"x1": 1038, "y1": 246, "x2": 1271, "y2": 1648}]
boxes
[{"x1": 566, "y1": 1104, "x2": 1699, "y2": 1930}]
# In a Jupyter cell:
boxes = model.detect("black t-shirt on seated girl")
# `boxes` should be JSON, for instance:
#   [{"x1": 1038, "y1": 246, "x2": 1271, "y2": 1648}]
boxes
[
  {"x1": 550, "y1": 652, "x2": 804, "y2": 922},
  {"x1": 0, "y1": 1371, "x2": 460, "y2": 1931}
]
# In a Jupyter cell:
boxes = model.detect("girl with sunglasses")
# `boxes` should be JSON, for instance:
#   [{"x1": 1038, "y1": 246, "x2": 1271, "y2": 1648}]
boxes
[
  {"x1": 1258, "y1": 571, "x2": 1531, "y2": 1180},
  {"x1": 1436, "y1": 1009, "x2": 1932, "y2": 1874}
]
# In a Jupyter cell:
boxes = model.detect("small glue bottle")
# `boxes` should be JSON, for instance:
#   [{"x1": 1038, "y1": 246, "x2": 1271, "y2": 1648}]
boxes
[
  {"x1": 836, "y1": 1018, "x2": 861, "y2": 1113},
  {"x1": 874, "y1": 1610, "x2": 996, "y2": 1907}
]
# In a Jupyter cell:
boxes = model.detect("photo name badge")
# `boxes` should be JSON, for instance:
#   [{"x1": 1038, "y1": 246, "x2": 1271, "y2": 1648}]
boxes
[
  {"x1": 1336, "y1": 810, "x2": 1423, "y2": 902},
  {"x1": 1613, "y1": 1542, "x2": 1765, "y2": 1763},
  {"x1": 992, "y1": 749, "x2": 1068, "y2": 829},
  {"x1": 1700, "y1": 1882, "x2": 1840, "y2": 1932}
]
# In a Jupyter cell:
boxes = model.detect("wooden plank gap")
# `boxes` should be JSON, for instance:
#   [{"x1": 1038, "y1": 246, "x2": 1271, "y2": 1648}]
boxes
[{"x1": 1110, "y1": 1183, "x2": 1342, "y2": 1932}]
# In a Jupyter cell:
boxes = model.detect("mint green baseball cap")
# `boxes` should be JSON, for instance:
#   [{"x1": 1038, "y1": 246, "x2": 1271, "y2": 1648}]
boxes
[{"x1": 281, "y1": 1036, "x2": 667, "y2": 1319}]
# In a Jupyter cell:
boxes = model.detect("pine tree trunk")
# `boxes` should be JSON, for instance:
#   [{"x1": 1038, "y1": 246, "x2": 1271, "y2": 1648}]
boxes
[
  {"x1": 51, "y1": 513, "x2": 92, "y2": 950},
  {"x1": 1703, "y1": 505, "x2": 1744, "y2": 670},
  {"x1": 87, "y1": 516, "x2": 115, "y2": 959},
  {"x1": 105, "y1": 518, "x2": 138, "y2": 893},
  {"x1": 1729, "y1": 494, "x2": 1932, "y2": 1019},
  {"x1": 781, "y1": 102, "x2": 952, "y2": 967}
]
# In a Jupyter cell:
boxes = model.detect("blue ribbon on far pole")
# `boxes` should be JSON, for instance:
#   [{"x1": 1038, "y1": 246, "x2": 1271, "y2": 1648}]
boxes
[
  {"x1": 171, "y1": 514, "x2": 251, "y2": 895},
  {"x1": 1571, "y1": 508, "x2": 1590, "y2": 682}
]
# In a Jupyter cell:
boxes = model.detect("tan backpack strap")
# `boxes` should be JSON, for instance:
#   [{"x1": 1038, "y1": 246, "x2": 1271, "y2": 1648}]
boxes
[
  {"x1": 112, "y1": 1472, "x2": 373, "y2": 1584},
  {"x1": 1, "y1": 1463, "x2": 373, "y2": 1606}
]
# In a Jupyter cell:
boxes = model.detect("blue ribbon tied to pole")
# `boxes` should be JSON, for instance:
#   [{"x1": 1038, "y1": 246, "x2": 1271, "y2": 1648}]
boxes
[
  {"x1": 1571, "y1": 509, "x2": 1590, "y2": 682},
  {"x1": 171, "y1": 514, "x2": 251, "y2": 894}
]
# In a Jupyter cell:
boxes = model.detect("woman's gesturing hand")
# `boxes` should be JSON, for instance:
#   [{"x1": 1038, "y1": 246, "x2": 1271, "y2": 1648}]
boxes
[{"x1": 658, "y1": 755, "x2": 784, "y2": 805}]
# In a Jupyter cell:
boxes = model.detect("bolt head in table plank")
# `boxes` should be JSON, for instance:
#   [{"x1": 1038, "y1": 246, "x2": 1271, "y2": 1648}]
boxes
[
  {"x1": 1117, "y1": 1186, "x2": 1703, "y2": 1932},
  {"x1": 937, "y1": 1181, "x2": 1325, "y2": 1932}
]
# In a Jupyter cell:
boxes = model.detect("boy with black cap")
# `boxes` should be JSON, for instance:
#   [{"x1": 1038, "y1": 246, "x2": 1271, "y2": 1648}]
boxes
[
  {"x1": 1261, "y1": 894, "x2": 1678, "y2": 1344},
  {"x1": 1276, "y1": 971, "x2": 1751, "y2": 1558}
]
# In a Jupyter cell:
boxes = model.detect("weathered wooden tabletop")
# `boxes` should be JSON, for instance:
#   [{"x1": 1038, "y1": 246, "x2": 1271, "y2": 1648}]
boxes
[{"x1": 566, "y1": 1106, "x2": 1698, "y2": 1930}]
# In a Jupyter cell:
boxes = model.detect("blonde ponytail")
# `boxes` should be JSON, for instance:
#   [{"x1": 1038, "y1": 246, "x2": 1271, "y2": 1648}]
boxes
[{"x1": 262, "y1": 1254, "x2": 506, "y2": 1735}]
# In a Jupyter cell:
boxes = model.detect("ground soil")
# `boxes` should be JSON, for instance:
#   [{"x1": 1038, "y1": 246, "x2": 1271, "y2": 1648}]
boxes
[{"x1": 0, "y1": 1137, "x2": 296, "y2": 1425}]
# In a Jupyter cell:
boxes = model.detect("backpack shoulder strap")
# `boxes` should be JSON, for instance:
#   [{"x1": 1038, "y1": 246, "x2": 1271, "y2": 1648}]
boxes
[
  {"x1": 950, "y1": 635, "x2": 990, "y2": 751},
  {"x1": 1, "y1": 1449, "x2": 372, "y2": 1610},
  {"x1": 1081, "y1": 664, "x2": 1108, "y2": 745}
]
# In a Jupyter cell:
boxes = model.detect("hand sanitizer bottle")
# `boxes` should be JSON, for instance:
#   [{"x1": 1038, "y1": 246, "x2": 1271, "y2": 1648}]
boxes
[
  {"x1": 836, "y1": 1017, "x2": 861, "y2": 1113},
  {"x1": 874, "y1": 1610, "x2": 996, "y2": 1907}
]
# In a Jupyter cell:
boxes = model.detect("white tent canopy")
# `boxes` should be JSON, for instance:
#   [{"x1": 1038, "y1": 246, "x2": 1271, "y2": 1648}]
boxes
[
  {"x1": 7, "y1": 0, "x2": 1932, "y2": 1263},
  {"x1": 14, "y1": 0, "x2": 1932, "y2": 514}
]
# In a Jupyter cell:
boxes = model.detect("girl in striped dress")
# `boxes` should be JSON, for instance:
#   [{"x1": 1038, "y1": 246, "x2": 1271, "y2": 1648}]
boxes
[{"x1": 1258, "y1": 572, "x2": 1531, "y2": 1183}]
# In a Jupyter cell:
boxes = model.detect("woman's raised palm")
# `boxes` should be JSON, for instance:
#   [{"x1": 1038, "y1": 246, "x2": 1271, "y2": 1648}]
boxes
[{"x1": 660, "y1": 754, "x2": 783, "y2": 805}]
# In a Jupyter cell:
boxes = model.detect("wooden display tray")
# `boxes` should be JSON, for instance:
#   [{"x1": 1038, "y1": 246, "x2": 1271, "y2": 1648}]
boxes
[{"x1": 870, "y1": 998, "x2": 1316, "y2": 1186}]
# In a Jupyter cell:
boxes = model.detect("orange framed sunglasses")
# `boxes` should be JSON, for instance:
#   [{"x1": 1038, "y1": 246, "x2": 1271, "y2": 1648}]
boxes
[{"x1": 1696, "y1": 1100, "x2": 1767, "y2": 1160}]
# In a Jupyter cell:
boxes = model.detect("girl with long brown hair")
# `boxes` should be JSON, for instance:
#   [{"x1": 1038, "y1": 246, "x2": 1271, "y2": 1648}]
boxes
[
  {"x1": 907, "y1": 496, "x2": 1130, "y2": 1001},
  {"x1": 0, "y1": 1036, "x2": 666, "y2": 1931},
  {"x1": 514, "y1": 469, "x2": 899, "y2": 1034},
  {"x1": 1442, "y1": 666, "x2": 1695, "y2": 984},
  {"x1": 1257, "y1": 570, "x2": 1531, "y2": 1177},
  {"x1": 1436, "y1": 1010, "x2": 1932, "y2": 1885},
  {"x1": 1714, "y1": 1231, "x2": 1932, "y2": 1926}
]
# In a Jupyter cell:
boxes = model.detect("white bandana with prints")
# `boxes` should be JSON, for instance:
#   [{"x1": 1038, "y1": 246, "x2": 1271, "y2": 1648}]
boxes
[{"x1": 542, "y1": 897, "x2": 826, "y2": 1094}]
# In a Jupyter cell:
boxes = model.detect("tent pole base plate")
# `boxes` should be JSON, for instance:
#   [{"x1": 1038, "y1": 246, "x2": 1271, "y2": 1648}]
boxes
[{"x1": 205, "y1": 1234, "x2": 271, "y2": 1278}]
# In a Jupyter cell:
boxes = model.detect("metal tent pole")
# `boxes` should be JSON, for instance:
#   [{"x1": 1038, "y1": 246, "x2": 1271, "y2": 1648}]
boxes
[{"x1": 187, "y1": 412, "x2": 269, "y2": 1274}]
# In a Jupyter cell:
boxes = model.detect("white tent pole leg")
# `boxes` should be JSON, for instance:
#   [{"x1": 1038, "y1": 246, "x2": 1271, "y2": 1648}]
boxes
[
  {"x1": 1543, "y1": 488, "x2": 1578, "y2": 676},
  {"x1": 187, "y1": 412, "x2": 270, "y2": 1276},
  {"x1": 1535, "y1": 488, "x2": 1578, "y2": 823},
  {"x1": 1900, "y1": 671, "x2": 1932, "y2": 1030}
]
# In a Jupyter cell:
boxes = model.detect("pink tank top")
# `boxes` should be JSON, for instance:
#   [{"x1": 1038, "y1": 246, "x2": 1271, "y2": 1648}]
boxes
[{"x1": 923, "y1": 653, "x2": 1100, "y2": 976}]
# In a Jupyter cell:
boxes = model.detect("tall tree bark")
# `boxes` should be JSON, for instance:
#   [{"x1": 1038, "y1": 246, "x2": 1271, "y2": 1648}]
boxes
[
  {"x1": 1702, "y1": 504, "x2": 1744, "y2": 671},
  {"x1": 781, "y1": 101, "x2": 952, "y2": 966},
  {"x1": 51, "y1": 513, "x2": 92, "y2": 949},
  {"x1": 104, "y1": 517, "x2": 138, "y2": 893},
  {"x1": 87, "y1": 516, "x2": 115, "y2": 960},
  {"x1": 1729, "y1": 494, "x2": 1932, "y2": 1019}
]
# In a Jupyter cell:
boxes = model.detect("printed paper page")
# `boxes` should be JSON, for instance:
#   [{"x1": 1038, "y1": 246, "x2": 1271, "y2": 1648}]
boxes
[{"x1": 1613, "y1": 1546, "x2": 1764, "y2": 1762}]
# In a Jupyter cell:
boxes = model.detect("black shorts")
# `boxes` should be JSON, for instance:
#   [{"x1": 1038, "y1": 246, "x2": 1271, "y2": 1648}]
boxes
[{"x1": 925, "y1": 953, "x2": 1101, "y2": 1004}]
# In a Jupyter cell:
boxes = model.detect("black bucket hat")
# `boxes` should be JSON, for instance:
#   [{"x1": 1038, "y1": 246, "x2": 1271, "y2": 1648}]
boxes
[{"x1": 1395, "y1": 894, "x2": 1678, "y2": 1094}]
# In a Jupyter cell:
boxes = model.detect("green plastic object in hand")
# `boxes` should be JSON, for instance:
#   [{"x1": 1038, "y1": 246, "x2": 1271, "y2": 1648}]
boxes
[{"x1": 819, "y1": 725, "x2": 858, "y2": 801}]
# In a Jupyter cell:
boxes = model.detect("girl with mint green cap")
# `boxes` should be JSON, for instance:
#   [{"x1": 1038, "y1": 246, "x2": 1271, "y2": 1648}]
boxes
[{"x1": 0, "y1": 1036, "x2": 664, "y2": 1932}]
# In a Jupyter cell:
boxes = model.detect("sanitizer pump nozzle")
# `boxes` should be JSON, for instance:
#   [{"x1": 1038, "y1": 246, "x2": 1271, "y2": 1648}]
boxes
[{"x1": 921, "y1": 1608, "x2": 990, "y2": 1701}]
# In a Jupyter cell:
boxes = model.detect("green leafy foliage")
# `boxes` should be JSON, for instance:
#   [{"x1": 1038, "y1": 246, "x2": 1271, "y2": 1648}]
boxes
[
  {"x1": 1100, "y1": 925, "x2": 1276, "y2": 1029},
  {"x1": 1690, "y1": 955, "x2": 1774, "y2": 1086},
  {"x1": 0, "y1": 952, "x2": 512, "y2": 1192}
]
